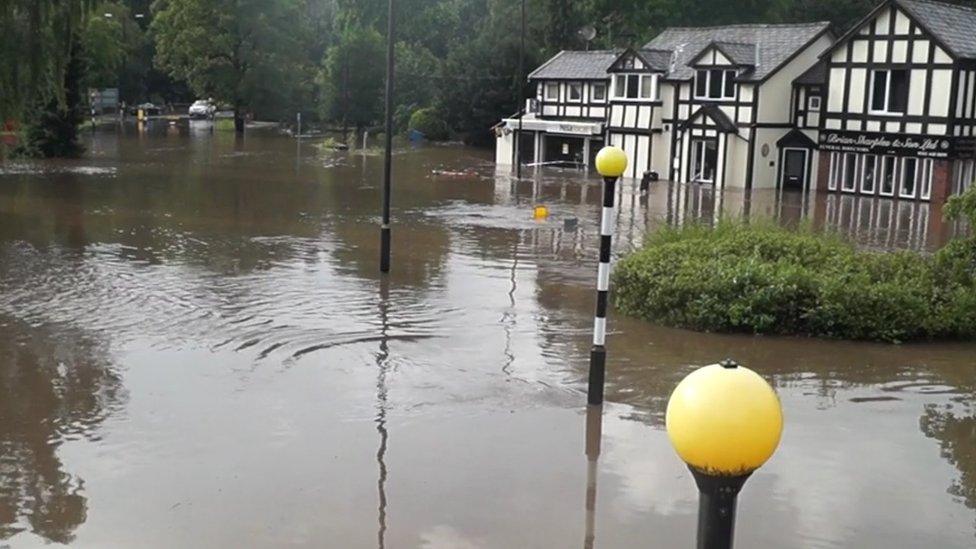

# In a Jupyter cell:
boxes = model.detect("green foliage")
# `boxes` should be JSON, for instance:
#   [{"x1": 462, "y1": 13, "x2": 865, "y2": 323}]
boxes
[
  {"x1": 0, "y1": 1, "x2": 97, "y2": 123},
  {"x1": 318, "y1": 24, "x2": 386, "y2": 131},
  {"x1": 945, "y1": 184, "x2": 976, "y2": 226},
  {"x1": 81, "y1": 5, "x2": 129, "y2": 88},
  {"x1": 18, "y1": 38, "x2": 87, "y2": 158},
  {"x1": 152, "y1": 0, "x2": 307, "y2": 130},
  {"x1": 613, "y1": 222, "x2": 976, "y2": 343},
  {"x1": 408, "y1": 107, "x2": 450, "y2": 140}
]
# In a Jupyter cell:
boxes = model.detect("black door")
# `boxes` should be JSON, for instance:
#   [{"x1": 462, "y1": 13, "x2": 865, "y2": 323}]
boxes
[{"x1": 782, "y1": 149, "x2": 807, "y2": 191}]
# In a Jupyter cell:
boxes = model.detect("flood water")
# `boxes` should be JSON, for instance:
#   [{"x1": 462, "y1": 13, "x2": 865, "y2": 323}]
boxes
[{"x1": 1, "y1": 125, "x2": 975, "y2": 548}]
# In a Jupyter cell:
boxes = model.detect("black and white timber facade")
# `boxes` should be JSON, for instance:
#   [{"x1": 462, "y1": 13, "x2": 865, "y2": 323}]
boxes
[
  {"x1": 813, "y1": 0, "x2": 976, "y2": 202},
  {"x1": 495, "y1": 0, "x2": 976, "y2": 203}
]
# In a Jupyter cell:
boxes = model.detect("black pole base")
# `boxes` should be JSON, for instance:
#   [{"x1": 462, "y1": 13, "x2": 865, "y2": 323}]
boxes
[
  {"x1": 587, "y1": 346, "x2": 606, "y2": 405},
  {"x1": 380, "y1": 226, "x2": 391, "y2": 273},
  {"x1": 691, "y1": 469, "x2": 752, "y2": 549}
]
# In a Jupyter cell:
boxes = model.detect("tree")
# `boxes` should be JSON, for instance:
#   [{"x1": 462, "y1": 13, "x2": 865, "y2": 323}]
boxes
[
  {"x1": 18, "y1": 37, "x2": 87, "y2": 158},
  {"x1": 318, "y1": 24, "x2": 385, "y2": 136},
  {"x1": 152, "y1": 0, "x2": 305, "y2": 133},
  {"x1": 0, "y1": 1, "x2": 95, "y2": 126}
]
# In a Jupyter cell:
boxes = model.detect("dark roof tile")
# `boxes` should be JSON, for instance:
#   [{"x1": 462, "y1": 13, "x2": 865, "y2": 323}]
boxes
[
  {"x1": 644, "y1": 22, "x2": 831, "y2": 81},
  {"x1": 528, "y1": 50, "x2": 617, "y2": 80}
]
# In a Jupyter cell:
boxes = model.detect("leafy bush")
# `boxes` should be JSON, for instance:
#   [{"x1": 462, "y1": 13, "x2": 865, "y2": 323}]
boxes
[
  {"x1": 408, "y1": 107, "x2": 450, "y2": 141},
  {"x1": 612, "y1": 221, "x2": 976, "y2": 343}
]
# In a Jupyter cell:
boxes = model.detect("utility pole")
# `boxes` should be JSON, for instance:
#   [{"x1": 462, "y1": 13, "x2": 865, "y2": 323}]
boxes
[
  {"x1": 516, "y1": 0, "x2": 525, "y2": 180},
  {"x1": 380, "y1": 0, "x2": 396, "y2": 273}
]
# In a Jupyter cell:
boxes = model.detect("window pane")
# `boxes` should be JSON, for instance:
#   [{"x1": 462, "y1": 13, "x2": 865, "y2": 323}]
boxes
[
  {"x1": 890, "y1": 70, "x2": 909, "y2": 112},
  {"x1": 626, "y1": 75, "x2": 639, "y2": 99},
  {"x1": 593, "y1": 84, "x2": 606, "y2": 101},
  {"x1": 723, "y1": 70, "x2": 735, "y2": 98},
  {"x1": 569, "y1": 83, "x2": 582, "y2": 100},
  {"x1": 919, "y1": 159, "x2": 932, "y2": 198},
  {"x1": 882, "y1": 157, "x2": 896, "y2": 194},
  {"x1": 640, "y1": 75, "x2": 653, "y2": 98},
  {"x1": 614, "y1": 75, "x2": 626, "y2": 98},
  {"x1": 902, "y1": 158, "x2": 917, "y2": 196},
  {"x1": 862, "y1": 156, "x2": 876, "y2": 193},
  {"x1": 709, "y1": 69, "x2": 723, "y2": 98},
  {"x1": 695, "y1": 70, "x2": 708, "y2": 97},
  {"x1": 546, "y1": 83, "x2": 559, "y2": 100},
  {"x1": 871, "y1": 71, "x2": 887, "y2": 111},
  {"x1": 844, "y1": 153, "x2": 858, "y2": 191}
]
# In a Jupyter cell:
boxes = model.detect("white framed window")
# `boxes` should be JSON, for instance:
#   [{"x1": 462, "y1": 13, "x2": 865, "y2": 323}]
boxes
[
  {"x1": 808, "y1": 95, "x2": 821, "y2": 111},
  {"x1": 828, "y1": 152, "x2": 841, "y2": 190},
  {"x1": 861, "y1": 155, "x2": 878, "y2": 194},
  {"x1": 592, "y1": 82, "x2": 607, "y2": 102},
  {"x1": 918, "y1": 158, "x2": 934, "y2": 200},
  {"x1": 694, "y1": 69, "x2": 737, "y2": 100},
  {"x1": 870, "y1": 69, "x2": 909, "y2": 114},
  {"x1": 612, "y1": 74, "x2": 658, "y2": 101},
  {"x1": 568, "y1": 82, "x2": 583, "y2": 102},
  {"x1": 955, "y1": 159, "x2": 975, "y2": 194},
  {"x1": 842, "y1": 153, "x2": 860, "y2": 192},
  {"x1": 880, "y1": 156, "x2": 897, "y2": 196},
  {"x1": 900, "y1": 157, "x2": 918, "y2": 198},
  {"x1": 544, "y1": 82, "x2": 559, "y2": 101},
  {"x1": 640, "y1": 74, "x2": 657, "y2": 100}
]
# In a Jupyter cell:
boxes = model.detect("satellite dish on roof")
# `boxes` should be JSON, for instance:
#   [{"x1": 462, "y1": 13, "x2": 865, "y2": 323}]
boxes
[{"x1": 579, "y1": 25, "x2": 597, "y2": 42}]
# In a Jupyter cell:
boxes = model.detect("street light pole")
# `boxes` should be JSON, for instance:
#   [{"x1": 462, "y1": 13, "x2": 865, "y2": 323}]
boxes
[
  {"x1": 666, "y1": 360, "x2": 784, "y2": 549},
  {"x1": 588, "y1": 147, "x2": 627, "y2": 406},
  {"x1": 516, "y1": 0, "x2": 525, "y2": 180},
  {"x1": 380, "y1": 0, "x2": 396, "y2": 274}
]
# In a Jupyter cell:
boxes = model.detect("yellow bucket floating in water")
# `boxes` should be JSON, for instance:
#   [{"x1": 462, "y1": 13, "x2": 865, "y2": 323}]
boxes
[{"x1": 533, "y1": 205, "x2": 549, "y2": 220}]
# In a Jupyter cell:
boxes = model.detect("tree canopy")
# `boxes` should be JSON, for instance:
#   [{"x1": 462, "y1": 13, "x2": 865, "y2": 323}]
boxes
[
  {"x1": 151, "y1": 0, "x2": 308, "y2": 131},
  {"x1": 11, "y1": 0, "x2": 976, "y2": 151}
]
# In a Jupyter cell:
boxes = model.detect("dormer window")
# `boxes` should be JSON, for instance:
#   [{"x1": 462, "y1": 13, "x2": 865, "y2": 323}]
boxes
[
  {"x1": 695, "y1": 69, "x2": 737, "y2": 100},
  {"x1": 612, "y1": 74, "x2": 658, "y2": 101}
]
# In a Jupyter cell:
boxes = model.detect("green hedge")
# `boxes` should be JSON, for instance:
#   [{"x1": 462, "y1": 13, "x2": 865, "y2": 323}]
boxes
[
  {"x1": 612, "y1": 222, "x2": 976, "y2": 343},
  {"x1": 408, "y1": 107, "x2": 450, "y2": 141}
]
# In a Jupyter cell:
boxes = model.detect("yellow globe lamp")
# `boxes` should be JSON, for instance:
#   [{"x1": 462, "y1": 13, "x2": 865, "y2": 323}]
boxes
[
  {"x1": 665, "y1": 359, "x2": 783, "y2": 549},
  {"x1": 666, "y1": 360, "x2": 783, "y2": 476},
  {"x1": 594, "y1": 146, "x2": 628, "y2": 178}
]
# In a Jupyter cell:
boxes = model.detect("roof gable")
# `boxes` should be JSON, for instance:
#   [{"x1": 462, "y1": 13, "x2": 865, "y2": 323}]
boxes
[
  {"x1": 823, "y1": 0, "x2": 976, "y2": 61},
  {"x1": 689, "y1": 41, "x2": 757, "y2": 67},
  {"x1": 679, "y1": 105, "x2": 737, "y2": 133},
  {"x1": 609, "y1": 48, "x2": 670, "y2": 73}
]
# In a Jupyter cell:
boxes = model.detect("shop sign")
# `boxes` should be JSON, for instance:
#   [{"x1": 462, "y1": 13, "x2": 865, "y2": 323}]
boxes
[{"x1": 819, "y1": 131, "x2": 954, "y2": 158}]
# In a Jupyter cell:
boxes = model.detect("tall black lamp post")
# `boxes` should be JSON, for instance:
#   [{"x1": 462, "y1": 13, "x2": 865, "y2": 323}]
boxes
[{"x1": 380, "y1": 0, "x2": 396, "y2": 273}]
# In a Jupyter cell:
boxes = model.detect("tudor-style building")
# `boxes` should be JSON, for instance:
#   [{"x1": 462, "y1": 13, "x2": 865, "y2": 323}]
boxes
[
  {"x1": 495, "y1": 23, "x2": 835, "y2": 190},
  {"x1": 812, "y1": 0, "x2": 976, "y2": 202},
  {"x1": 644, "y1": 23, "x2": 834, "y2": 189},
  {"x1": 494, "y1": 50, "x2": 617, "y2": 170}
]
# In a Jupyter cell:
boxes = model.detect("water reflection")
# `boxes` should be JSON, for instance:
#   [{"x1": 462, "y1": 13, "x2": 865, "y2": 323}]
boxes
[
  {"x1": 0, "y1": 316, "x2": 123, "y2": 544},
  {"x1": 922, "y1": 403, "x2": 976, "y2": 520}
]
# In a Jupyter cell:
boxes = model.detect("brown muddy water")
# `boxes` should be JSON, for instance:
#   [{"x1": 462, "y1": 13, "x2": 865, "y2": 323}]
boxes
[{"x1": 0, "y1": 124, "x2": 975, "y2": 548}]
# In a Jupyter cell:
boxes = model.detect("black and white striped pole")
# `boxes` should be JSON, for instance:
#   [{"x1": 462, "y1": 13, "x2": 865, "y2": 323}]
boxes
[{"x1": 588, "y1": 146, "x2": 628, "y2": 406}]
